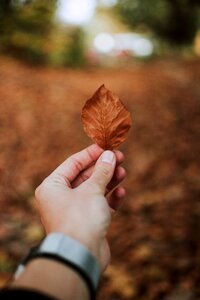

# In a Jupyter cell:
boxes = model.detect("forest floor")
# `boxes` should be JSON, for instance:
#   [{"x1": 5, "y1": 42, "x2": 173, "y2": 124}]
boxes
[{"x1": 0, "y1": 56, "x2": 200, "y2": 300}]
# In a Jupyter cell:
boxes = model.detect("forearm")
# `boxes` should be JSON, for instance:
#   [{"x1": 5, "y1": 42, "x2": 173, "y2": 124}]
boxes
[{"x1": 12, "y1": 258, "x2": 89, "y2": 300}]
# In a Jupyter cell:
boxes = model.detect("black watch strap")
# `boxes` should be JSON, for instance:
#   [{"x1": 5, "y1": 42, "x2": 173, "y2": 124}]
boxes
[{"x1": 15, "y1": 233, "x2": 101, "y2": 299}]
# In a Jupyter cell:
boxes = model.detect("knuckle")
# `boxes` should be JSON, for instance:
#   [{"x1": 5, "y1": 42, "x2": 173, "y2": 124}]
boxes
[
  {"x1": 80, "y1": 172, "x2": 89, "y2": 182},
  {"x1": 70, "y1": 156, "x2": 84, "y2": 173},
  {"x1": 35, "y1": 178, "x2": 49, "y2": 200}
]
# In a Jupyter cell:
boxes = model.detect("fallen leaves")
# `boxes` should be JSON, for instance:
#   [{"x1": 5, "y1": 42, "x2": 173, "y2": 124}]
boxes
[
  {"x1": 81, "y1": 84, "x2": 132, "y2": 149},
  {"x1": 104, "y1": 264, "x2": 137, "y2": 299},
  {"x1": 1, "y1": 57, "x2": 200, "y2": 300}
]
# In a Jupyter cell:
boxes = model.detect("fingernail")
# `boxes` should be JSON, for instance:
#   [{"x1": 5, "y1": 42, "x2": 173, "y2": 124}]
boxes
[{"x1": 101, "y1": 151, "x2": 114, "y2": 163}]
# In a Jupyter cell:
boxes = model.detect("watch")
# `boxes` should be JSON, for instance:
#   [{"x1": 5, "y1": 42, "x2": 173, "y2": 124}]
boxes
[{"x1": 14, "y1": 233, "x2": 101, "y2": 299}]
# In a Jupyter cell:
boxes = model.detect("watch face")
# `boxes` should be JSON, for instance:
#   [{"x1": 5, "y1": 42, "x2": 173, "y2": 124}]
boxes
[{"x1": 39, "y1": 233, "x2": 100, "y2": 291}]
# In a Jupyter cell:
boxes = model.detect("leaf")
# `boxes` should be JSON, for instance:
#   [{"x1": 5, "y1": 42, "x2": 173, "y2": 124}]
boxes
[{"x1": 81, "y1": 85, "x2": 132, "y2": 150}]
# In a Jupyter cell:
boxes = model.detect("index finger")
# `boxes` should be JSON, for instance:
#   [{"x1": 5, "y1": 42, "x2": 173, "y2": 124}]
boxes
[{"x1": 51, "y1": 144, "x2": 104, "y2": 183}]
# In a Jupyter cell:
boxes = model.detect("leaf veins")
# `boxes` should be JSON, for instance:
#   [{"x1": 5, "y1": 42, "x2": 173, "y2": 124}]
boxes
[{"x1": 81, "y1": 85, "x2": 132, "y2": 150}]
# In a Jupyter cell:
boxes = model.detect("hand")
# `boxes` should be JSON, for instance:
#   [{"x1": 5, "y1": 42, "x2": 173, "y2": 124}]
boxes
[{"x1": 35, "y1": 144, "x2": 126, "y2": 271}]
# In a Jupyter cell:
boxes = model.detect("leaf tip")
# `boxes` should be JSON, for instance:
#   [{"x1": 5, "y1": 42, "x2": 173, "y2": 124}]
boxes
[{"x1": 99, "y1": 84, "x2": 106, "y2": 91}]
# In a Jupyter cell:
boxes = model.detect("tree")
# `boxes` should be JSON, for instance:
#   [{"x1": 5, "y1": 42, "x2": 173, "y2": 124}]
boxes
[
  {"x1": 115, "y1": 0, "x2": 200, "y2": 45},
  {"x1": 63, "y1": 27, "x2": 86, "y2": 67},
  {"x1": 0, "y1": 0, "x2": 57, "y2": 64}
]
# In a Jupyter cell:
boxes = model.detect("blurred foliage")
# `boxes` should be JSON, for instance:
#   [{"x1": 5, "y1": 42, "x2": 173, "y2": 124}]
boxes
[
  {"x1": 0, "y1": 0, "x2": 57, "y2": 64},
  {"x1": 45, "y1": 25, "x2": 87, "y2": 67},
  {"x1": 1, "y1": 0, "x2": 199, "y2": 66},
  {"x1": 62, "y1": 27, "x2": 87, "y2": 68},
  {"x1": 0, "y1": 0, "x2": 87, "y2": 67},
  {"x1": 115, "y1": 0, "x2": 200, "y2": 45}
]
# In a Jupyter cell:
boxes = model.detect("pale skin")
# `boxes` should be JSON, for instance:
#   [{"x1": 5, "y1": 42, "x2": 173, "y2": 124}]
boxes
[{"x1": 12, "y1": 144, "x2": 126, "y2": 299}]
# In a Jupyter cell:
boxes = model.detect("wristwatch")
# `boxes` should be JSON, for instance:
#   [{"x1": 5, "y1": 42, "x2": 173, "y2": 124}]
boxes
[{"x1": 14, "y1": 233, "x2": 101, "y2": 299}]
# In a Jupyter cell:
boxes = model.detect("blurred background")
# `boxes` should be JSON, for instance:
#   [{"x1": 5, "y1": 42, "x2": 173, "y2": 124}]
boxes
[{"x1": 0, "y1": 0, "x2": 200, "y2": 299}]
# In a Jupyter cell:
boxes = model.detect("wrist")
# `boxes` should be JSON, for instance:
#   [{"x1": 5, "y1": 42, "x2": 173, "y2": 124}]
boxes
[
  {"x1": 14, "y1": 233, "x2": 101, "y2": 299},
  {"x1": 13, "y1": 258, "x2": 89, "y2": 300}
]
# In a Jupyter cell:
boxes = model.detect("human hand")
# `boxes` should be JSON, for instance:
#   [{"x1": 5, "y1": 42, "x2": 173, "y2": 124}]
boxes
[{"x1": 35, "y1": 144, "x2": 126, "y2": 271}]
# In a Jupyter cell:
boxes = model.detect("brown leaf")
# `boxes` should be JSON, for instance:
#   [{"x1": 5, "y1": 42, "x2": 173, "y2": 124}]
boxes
[{"x1": 81, "y1": 85, "x2": 132, "y2": 149}]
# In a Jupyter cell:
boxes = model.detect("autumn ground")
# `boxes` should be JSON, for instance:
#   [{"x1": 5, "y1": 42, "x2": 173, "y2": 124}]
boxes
[{"x1": 0, "y1": 56, "x2": 199, "y2": 300}]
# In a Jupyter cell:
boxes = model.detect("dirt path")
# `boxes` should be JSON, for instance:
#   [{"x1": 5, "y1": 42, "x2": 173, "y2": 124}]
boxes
[{"x1": 0, "y1": 56, "x2": 200, "y2": 299}]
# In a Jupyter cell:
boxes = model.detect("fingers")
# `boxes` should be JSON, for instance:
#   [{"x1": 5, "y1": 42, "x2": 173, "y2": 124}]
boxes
[
  {"x1": 51, "y1": 144, "x2": 103, "y2": 184},
  {"x1": 107, "y1": 186, "x2": 126, "y2": 211},
  {"x1": 106, "y1": 166, "x2": 126, "y2": 195},
  {"x1": 71, "y1": 150, "x2": 125, "y2": 188},
  {"x1": 113, "y1": 150, "x2": 124, "y2": 165},
  {"x1": 88, "y1": 151, "x2": 116, "y2": 193}
]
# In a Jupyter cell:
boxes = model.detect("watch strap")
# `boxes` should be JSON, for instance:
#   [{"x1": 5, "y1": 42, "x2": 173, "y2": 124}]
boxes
[{"x1": 15, "y1": 233, "x2": 101, "y2": 299}]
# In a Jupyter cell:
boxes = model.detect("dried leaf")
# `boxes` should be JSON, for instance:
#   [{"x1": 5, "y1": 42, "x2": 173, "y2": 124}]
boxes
[{"x1": 81, "y1": 85, "x2": 132, "y2": 149}]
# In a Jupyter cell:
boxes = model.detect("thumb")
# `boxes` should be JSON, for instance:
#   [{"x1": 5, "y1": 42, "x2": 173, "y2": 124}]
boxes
[{"x1": 89, "y1": 150, "x2": 116, "y2": 194}]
